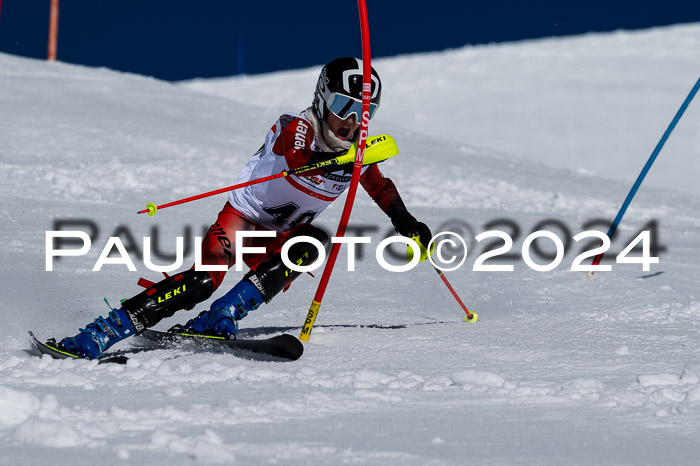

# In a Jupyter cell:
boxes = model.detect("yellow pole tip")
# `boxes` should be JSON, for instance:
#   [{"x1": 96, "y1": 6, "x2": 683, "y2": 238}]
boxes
[
  {"x1": 146, "y1": 202, "x2": 157, "y2": 217},
  {"x1": 464, "y1": 312, "x2": 478, "y2": 322}
]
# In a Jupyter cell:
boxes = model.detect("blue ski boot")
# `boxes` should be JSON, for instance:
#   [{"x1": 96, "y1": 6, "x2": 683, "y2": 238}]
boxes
[
  {"x1": 175, "y1": 279, "x2": 264, "y2": 339},
  {"x1": 59, "y1": 309, "x2": 136, "y2": 359}
]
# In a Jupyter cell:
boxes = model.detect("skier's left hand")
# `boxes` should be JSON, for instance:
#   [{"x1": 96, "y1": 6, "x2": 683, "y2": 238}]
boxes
[{"x1": 392, "y1": 213, "x2": 433, "y2": 262}]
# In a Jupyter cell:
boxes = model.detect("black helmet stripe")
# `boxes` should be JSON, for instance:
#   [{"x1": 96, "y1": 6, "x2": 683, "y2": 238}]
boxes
[{"x1": 313, "y1": 57, "x2": 382, "y2": 120}]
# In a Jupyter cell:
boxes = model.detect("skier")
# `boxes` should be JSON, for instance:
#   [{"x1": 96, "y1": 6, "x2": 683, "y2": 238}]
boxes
[{"x1": 57, "y1": 57, "x2": 432, "y2": 359}]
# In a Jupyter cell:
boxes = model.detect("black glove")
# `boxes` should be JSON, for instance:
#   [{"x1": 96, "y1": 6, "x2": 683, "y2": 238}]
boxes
[
  {"x1": 320, "y1": 161, "x2": 353, "y2": 174},
  {"x1": 391, "y1": 211, "x2": 432, "y2": 247}
]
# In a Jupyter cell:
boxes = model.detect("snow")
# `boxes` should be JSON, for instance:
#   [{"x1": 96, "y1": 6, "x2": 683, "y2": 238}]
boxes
[
  {"x1": 184, "y1": 23, "x2": 700, "y2": 198},
  {"x1": 1, "y1": 23, "x2": 700, "y2": 465}
]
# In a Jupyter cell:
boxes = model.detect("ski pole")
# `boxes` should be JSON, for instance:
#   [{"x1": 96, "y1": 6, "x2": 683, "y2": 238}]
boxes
[
  {"x1": 137, "y1": 158, "x2": 334, "y2": 216},
  {"x1": 587, "y1": 75, "x2": 700, "y2": 278},
  {"x1": 432, "y1": 265, "x2": 478, "y2": 322},
  {"x1": 416, "y1": 235, "x2": 477, "y2": 322},
  {"x1": 137, "y1": 134, "x2": 398, "y2": 217},
  {"x1": 409, "y1": 234, "x2": 477, "y2": 322}
]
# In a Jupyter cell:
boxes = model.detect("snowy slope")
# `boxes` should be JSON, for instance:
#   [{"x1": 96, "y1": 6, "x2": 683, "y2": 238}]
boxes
[
  {"x1": 2, "y1": 24, "x2": 700, "y2": 465},
  {"x1": 184, "y1": 23, "x2": 700, "y2": 198}
]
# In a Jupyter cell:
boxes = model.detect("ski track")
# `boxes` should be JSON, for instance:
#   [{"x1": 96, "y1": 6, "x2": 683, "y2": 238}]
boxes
[{"x1": 2, "y1": 23, "x2": 700, "y2": 466}]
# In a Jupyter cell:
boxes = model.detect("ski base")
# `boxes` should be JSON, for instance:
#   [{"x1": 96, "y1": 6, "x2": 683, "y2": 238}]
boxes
[{"x1": 138, "y1": 329, "x2": 304, "y2": 362}]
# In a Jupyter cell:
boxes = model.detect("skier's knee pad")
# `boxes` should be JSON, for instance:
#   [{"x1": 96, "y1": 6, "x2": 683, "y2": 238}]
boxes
[
  {"x1": 245, "y1": 224, "x2": 328, "y2": 303},
  {"x1": 121, "y1": 270, "x2": 214, "y2": 333}
]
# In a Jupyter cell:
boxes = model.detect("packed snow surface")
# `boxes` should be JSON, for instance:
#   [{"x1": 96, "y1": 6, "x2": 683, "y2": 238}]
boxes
[{"x1": 1, "y1": 24, "x2": 700, "y2": 465}]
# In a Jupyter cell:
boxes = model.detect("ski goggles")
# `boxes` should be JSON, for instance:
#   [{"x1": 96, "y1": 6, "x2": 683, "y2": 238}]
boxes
[{"x1": 326, "y1": 92, "x2": 379, "y2": 121}]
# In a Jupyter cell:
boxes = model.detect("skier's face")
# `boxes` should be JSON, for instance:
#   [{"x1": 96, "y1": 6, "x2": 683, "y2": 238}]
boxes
[{"x1": 326, "y1": 111, "x2": 360, "y2": 141}]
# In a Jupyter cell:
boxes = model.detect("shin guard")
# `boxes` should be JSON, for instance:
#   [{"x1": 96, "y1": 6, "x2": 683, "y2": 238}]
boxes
[
  {"x1": 121, "y1": 270, "x2": 214, "y2": 333},
  {"x1": 245, "y1": 224, "x2": 329, "y2": 303}
]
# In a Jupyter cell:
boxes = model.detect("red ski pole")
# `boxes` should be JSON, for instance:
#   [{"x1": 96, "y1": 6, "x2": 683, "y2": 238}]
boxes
[
  {"x1": 410, "y1": 235, "x2": 477, "y2": 321},
  {"x1": 138, "y1": 168, "x2": 296, "y2": 216},
  {"x1": 137, "y1": 134, "x2": 398, "y2": 217},
  {"x1": 432, "y1": 265, "x2": 478, "y2": 322}
]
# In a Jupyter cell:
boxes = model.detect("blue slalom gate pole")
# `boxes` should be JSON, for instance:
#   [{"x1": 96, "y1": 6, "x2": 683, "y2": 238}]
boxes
[{"x1": 591, "y1": 75, "x2": 700, "y2": 267}]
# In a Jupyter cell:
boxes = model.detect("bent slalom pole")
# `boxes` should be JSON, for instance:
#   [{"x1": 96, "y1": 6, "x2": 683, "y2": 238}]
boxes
[
  {"x1": 137, "y1": 134, "x2": 398, "y2": 217},
  {"x1": 587, "y1": 75, "x2": 700, "y2": 278},
  {"x1": 299, "y1": 0, "x2": 372, "y2": 342}
]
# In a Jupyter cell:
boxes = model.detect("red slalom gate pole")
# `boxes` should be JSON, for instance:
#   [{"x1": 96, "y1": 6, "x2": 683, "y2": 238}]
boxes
[
  {"x1": 299, "y1": 0, "x2": 372, "y2": 342},
  {"x1": 47, "y1": 0, "x2": 59, "y2": 61}
]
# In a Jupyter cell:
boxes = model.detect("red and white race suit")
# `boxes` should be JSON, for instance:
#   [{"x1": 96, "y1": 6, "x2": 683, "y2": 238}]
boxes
[{"x1": 228, "y1": 112, "x2": 403, "y2": 233}]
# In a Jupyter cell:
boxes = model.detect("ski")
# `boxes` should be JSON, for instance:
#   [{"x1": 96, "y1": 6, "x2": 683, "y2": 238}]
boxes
[
  {"x1": 29, "y1": 323, "x2": 435, "y2": 364},
  {"x1": 28, "y1": 331, "x2": 128, "y2": 364},
  {"x1": 137, "y1": 329, "x2": 304, "y2": 362}
]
